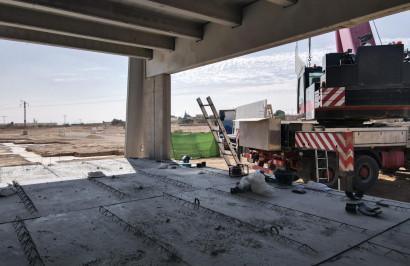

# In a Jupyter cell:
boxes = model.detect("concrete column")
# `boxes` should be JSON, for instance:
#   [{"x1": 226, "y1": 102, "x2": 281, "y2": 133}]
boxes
[
  {"x1": 125, "y1": 58, "x2": 144, "y2": 158},
  {"x1": 125, "y1": 58, "x2": 171, "y2": 160}
]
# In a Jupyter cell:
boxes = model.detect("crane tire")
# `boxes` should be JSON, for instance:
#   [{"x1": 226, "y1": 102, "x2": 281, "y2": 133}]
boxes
[{"x1": 353, "y1": 155, "x2": 379, "y2": 191}]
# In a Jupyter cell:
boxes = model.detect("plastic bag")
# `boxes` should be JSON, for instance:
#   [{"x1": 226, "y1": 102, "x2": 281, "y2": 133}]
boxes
[
  {"x1": 158, "y1": 163, "x2": 168, "y2": 169},
  {"x1": 244, "y1": 170, "x2": 275, "y2": 197},
  {"x1": 238, "y1": 176, "x2": 251, "y2": 191},
  {"x1": 306, "y1": 181, "x2": 331, "y2": 191}
]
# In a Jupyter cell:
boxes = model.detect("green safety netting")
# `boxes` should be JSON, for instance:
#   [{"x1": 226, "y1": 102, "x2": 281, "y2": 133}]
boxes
[{"x1": 171, "y1": 132, "x2": 220, "y2": 160}]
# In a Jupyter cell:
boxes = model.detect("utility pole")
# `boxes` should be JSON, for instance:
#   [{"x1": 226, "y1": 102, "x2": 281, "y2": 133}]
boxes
[
  {"x1": 20, "y1": 100, "x2": 29, "y2": 135},
  {"x1": 63, "y1": 115, "x2": 67, "y2": 125},
  {"x1": 0, "y1": 116, "x2": 7, "y2": 124}
]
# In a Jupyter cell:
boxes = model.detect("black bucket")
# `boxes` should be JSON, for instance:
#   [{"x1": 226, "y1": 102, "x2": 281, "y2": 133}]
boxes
[{"x1": 275, "y1": 170, "x2": 296, "y2": 185}]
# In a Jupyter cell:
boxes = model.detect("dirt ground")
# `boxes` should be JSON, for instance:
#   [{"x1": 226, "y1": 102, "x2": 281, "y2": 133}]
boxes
[{"x1": 1, "y1": 124, "x2": 409, "y2": 203}]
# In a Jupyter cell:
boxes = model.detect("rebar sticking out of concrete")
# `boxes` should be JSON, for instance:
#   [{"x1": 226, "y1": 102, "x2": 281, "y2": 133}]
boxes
[
  {"x1": 208, "y1": 187, "x2": 367, "y2": 233},
  {"x1": 98, "y1": 206, "x2": 189, "y2": 265},
  {"x1": 162, "y1": 192, "x2": 318, "y2": 255},
  {"x1": 309, "y1": 188, "x2": 409, "y2": 213},
  {"x1": 13, "y1": 182, "x2": 39, "y2": 214},
  {"x1": 366, "y1": 241, "x2": 410, "y2": 259},
  {"x1": 88, "y1": 177, "x2": 130, "y2": 200},
  {"x1": 12, "y1": 216, "x2": 45, "y2": 266},
  {"x1": 136, "y1": 169, "x2": 193, "y2": 188}
]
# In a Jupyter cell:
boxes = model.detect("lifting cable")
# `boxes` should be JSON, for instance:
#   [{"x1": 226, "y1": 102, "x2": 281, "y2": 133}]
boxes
[
  {"x1": 372, "y1": 20, "x2": 383, "y2": 45},
  {"x1": 307, "y1": 37, "x2": 312, "y2": 67}
]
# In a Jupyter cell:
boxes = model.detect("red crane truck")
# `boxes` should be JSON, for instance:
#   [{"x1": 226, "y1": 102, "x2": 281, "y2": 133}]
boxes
[{"x1": 240, "y1": 23, "x2": 410, "y2": 192}]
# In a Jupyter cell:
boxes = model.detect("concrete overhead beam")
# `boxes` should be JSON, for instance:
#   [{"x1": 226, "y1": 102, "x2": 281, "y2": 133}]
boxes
[
  {"x1": 0, "y1": 4, "x2": 174, "y2": 51},
  {"x1": 0, "y1": 25, "x2": 153, "y2": 58},
  {"x1": 2, "y1": 0, "x2": 203, "y2": 39},
  {"x1": 147, "y1": 0, "x2": 410, "y2": 77},
  {"x1": 134, "y1": 0, "x2": 242, "y2": 26},
  {"x1": 266, "y1": 0, "x2": 298, "y2": 8}
]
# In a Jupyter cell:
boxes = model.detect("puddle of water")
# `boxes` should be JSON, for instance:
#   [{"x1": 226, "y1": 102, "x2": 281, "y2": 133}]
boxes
[{"x1": 2, "y1": 143, "x2": 114, "y2": 165}]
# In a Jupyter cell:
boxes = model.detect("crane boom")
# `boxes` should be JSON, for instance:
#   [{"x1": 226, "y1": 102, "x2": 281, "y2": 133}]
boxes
[{"x1": 335, "y1": 22, "x2": 376, "y2": 54}]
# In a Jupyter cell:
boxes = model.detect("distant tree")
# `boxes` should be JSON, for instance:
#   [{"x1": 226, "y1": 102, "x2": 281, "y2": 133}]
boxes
[
  {"x1": 183, "y1": 111, "x2": 191, "y2": 118},
  {"x1": 180, "y1": 118, "x2": 193, "y2": 124},
  {"x1": 274, "y1": 110, "x2": 286, "y2": 119},
  {"x1": 111, "y1": 118, "x2": 125, "y2": 126}
]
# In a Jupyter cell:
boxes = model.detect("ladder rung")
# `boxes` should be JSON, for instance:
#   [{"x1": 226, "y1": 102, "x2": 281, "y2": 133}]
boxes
[
  {"x1": 317, "y1": 168, "x2": 328, "y2": 170},
  {"x1": 201, "y1": 104, "x2": 210, "y2": 106},
  {"x1": 222, "y1": 153, "x2": 233, "y2": 156}
]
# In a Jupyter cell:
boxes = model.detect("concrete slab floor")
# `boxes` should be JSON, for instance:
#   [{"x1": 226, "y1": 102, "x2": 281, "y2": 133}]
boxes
[{"x1": 0, "y1": 158, "x2": 409, "y2": 265}]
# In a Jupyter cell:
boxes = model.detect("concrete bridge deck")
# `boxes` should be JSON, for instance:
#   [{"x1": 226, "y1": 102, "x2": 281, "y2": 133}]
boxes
[{"x1": 0, "y1": 158, "x2": 409, "y2": 265}]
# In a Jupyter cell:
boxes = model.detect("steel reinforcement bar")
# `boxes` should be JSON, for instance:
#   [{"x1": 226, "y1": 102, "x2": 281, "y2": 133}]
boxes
[
  {"x1": 207, "y1": 187, "x2": 367, "y2": 233},
  {"x1": 315, "y1": 218, "x2": 410, "y2": 265},
  {"x1": 162, "y1": 192, "x2": 318, "y2": 255},
  {"x1": 136, "y1": 169, "x2": 193, "y2": 188},
  {"x1": 307, "y1": 188, "x2": 409, "y2": 212},
  {"x1": 98, "y1": 206, "x2": 190, "y2": 265},
  {"x1": 12, "y1": 216, "x2": 44, "y2": 266},
  {"x1": 88, "y1": 177, "x2": 130, "y2": 200},
  {"x1": 13, "y1": 182, "x2": 39, "y2": 214}
]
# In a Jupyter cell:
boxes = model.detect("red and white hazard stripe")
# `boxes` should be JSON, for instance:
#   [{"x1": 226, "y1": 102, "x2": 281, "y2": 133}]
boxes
[
  {"x1": 295, "y1": 132, "x2": 354, "y2": 171},
  {"x1": 321, "y1": 87, "x2": 345, "y2": 107}
]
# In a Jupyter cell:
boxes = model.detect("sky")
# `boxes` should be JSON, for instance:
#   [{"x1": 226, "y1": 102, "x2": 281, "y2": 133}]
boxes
[{"x1": 0, "y1": 10, "x2": 409, "y2": 124}]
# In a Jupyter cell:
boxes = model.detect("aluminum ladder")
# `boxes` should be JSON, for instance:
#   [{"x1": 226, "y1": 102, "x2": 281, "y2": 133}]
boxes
[
  {"x1": 315, "y1": 149, "x2": 330, "y2": 183},
  {"x1": 197, "y1": 96, "x2": 241, "y2": 167}
]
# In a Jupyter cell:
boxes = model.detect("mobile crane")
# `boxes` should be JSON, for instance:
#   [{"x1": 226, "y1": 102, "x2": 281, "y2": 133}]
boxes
[{"x1": 240, "y1": 22, "x2": 410, "y2": 192}]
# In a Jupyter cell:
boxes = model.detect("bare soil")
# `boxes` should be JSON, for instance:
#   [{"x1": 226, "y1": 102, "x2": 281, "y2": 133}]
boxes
[
  {"x1": 0, "y1": 125, "x2": 125, "y2": 158},
  {"x1": 0, "y1": 154, "x2": 37, "y2": 167}
]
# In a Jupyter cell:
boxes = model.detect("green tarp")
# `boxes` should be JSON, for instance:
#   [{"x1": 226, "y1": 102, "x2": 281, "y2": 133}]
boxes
[{"x1": 171, "y1": 132, "x2": 220, "y2": 160}]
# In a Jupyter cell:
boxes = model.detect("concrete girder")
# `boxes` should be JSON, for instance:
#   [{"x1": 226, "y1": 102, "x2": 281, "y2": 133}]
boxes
[
  {"x1": 146, "y1": 0, "x2": 410, "y2": 77},
  {"x1": 0, "y1": 4, "x2": 174, "y2": 51},
  {"x1": 0, "y1": 25, "x2": 153, "y2": 59},
  {"x1": 1, "y1": 0, "x2": 203, "y2": 40},
  {"x1": 133, "y1": 0, "x2": 242, "y2": 27},
  {"x1": 266, "y1": 0, "x2": 298, "y2": 8}
]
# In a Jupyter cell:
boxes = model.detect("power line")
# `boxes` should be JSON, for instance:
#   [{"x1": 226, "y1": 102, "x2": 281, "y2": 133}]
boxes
[
  {"x1": 0, "y1": 116, "x2": 7, "y2": 124},
  {"x1": 0, "y1": 94, "x2": 126, "y2": 109},
  {"x1": 0, "y1": 99, "x2": 126, "y2": 110},
  {"x1": 30, "y1": 99, "x2": 125, "y2": 108},
  {"x1": 26, "y1": 93, "x2": 125, "y2": 103}
]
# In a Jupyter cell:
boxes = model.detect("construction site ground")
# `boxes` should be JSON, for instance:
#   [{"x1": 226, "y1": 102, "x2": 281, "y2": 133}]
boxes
[
  {"x1": 0, "y1": 158, "x2": 409, "y2": 265},
  {"x1": 0, "y1": 125, "x2": 409, "y2": 203}
]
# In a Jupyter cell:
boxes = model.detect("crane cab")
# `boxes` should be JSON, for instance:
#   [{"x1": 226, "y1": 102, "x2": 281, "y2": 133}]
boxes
[{"x1": 297, "y1": 65, "x2": 323, "y2": 120}]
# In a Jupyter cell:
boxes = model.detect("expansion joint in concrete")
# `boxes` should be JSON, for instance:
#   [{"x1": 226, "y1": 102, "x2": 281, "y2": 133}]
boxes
[
  {"x1": 98, "y1": 206, "x2": 190, "y2": 265},
  {"x1": 162, "y1": 192, "x2": 318, "y2": 255},
  {"x1": 207, "y1": 188, "x2": 367, "y2": 233},
  {"x1": 315, "y1": 217, "x2": 410, "y2": 265}
]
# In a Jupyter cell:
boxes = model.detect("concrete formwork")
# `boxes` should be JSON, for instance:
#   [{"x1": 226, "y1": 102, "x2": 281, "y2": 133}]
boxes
[{"x1": 0, "y1": 159, "x2": 409, "y2": 265}]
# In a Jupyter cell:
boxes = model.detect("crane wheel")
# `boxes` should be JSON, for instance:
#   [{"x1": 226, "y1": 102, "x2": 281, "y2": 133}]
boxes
[{"x1": 353, "y1": 155, "x2": 379, "y2": 191}]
